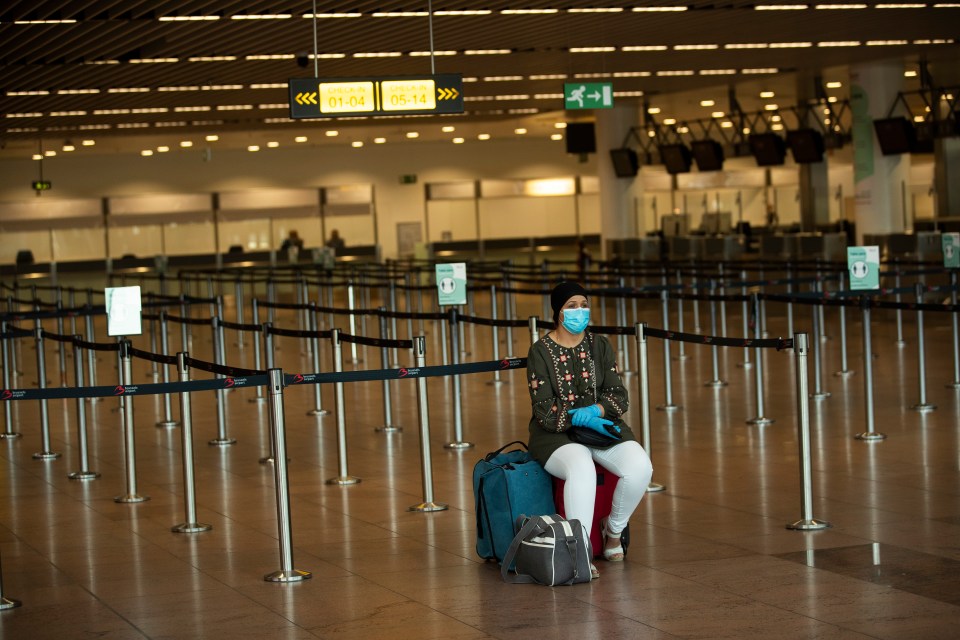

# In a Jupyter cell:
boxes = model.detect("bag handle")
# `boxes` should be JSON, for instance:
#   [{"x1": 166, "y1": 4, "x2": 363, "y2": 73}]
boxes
[
  {"x1": 500, "y1": 515, "x2": 544, "y2": 584},
  {"x1": 484, "y1": 440, "x2": 528, "y2": 462}
]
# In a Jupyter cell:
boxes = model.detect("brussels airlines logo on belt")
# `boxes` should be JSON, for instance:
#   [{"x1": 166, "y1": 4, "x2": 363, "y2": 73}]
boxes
[
  {"x1": 500, "y1": 358, "x2": 522, "y2": 369},
  {"x1": 292, "y1": 374, "x2": 305, "y2": 384},
  {"x1": 114, "y1": 385, "x2": 140, "y2": 395},
  {"x1": 398, "y1": 367, "x2": 421, "y2": 378}
]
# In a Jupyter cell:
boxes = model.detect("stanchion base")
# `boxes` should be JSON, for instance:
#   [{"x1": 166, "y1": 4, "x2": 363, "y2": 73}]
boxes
[
  {"x1": 306, "y1": 408, "x2": 330, "y2": 417},
  {"x1": 156, "y1": 420, "x2": 179, "y2": 428},
  {"x1": 264, "y1": 569, "x2": 312, "y2": 583},
  {"x1": 810, "y1": 391, "x2": 831, "y2": 400},
  {"x1": 68, "y1": 470, "x2": 100, "y2": 481},
  {"x1": 834, "y1": 370, "x2": 855, "y2": 378},
  {"x1": 747, "y1": 416, "x2": 774, "y2": 426},
  {"x1": 656, "y1": 404, "x2": 681, "y2": 412},
  {"x1": 172, "y1": 522, "x2": 212, "y2": 533},
  {"x1": 855, "y1": 432, "x2": 887, "y2": 441},
  {"x1": 786, "y1": 519, "x2": 832, "y2": 531},
  {"x1": 375, "y1": 425, "x2": 402, "y2": 433},
  {"x1": 444, "y1": 441, "x2": 475, "y2": 450},
  {"x1": 646, "y1": 482, "x2": 666, "y2": 493},
  {"x1": 327, "y1": 476, "x2": 361, "y2": 485},
  {"x1": 208, "y1": 437, "x2": 237, "y2": 446},
  {"x1": 0, "y1": 596, "x2": 22, "y2": 610},
  {"x1": 32, "y1": 451, "x2": 61, "y2": 460},
  {"x1": 248, "y1": 396, "x2": 266, "y2": 404},
  {"x1": 0, "y1": 431, "x2": 22, "y2": 439},
  {"x1": 114, "y1": 493, "x2": 150, "y2": 503},
  {"x1": 486, "y1": 379, "x2": 508, "y2": 386},
  {"x1": 409, "y1": 501, "x2": 449, "y2": 512},
  {"x1": 946, "y1": 381, "x2": 960, "y2": 389},
  {"x1": 911, "y1": 403, "x2": 937, "y2": 413},
  {"x1": 704, "y1": 380, "x2": 728, "y2": 388}
]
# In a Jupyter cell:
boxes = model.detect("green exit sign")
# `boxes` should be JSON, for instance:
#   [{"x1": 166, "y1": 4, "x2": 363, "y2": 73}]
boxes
[{"x1": 563, "y1": 82, "x2": 614, "y2": 110}]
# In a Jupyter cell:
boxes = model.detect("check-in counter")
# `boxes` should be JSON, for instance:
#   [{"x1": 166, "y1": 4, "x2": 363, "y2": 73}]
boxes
[
  {"x1": 668, "y1": 235, "x2": 705, "y2": 260},
  {"x1": 760, "y1": 234, "x2": 796, "y2": 259},
  {"x1": 703, "y1": 235, "x2": 743, "y2": 260},
  {"x1": 607, "y1": 237, "x2": 661, "y2": 261}
]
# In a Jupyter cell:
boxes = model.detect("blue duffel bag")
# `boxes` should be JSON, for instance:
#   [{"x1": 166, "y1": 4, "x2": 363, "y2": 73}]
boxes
[{"x1": 474, "y1": 441, "x2": 556, "y2": 566}]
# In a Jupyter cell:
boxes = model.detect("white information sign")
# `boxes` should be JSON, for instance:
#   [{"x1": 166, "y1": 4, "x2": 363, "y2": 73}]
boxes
[
  {"x1": 847, "y1": 246, "x2": 880, "y2": 291},
  {"x1": 435, "y1": 263, "x2": 467, "y2": 306},
  {"x1": 105, "y1": 286, "x2": 143, "y2": 336}
]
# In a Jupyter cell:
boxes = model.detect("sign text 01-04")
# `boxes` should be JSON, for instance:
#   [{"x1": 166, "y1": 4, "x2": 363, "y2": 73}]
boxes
[{"x1": 289, "y1": 74, "x2": 463, "y2": 119}]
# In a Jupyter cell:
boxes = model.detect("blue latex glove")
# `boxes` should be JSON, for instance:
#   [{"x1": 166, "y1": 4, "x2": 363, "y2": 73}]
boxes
[
  {"x1": 583, "y1": 416, "x2": 621, "y2": 436},
  {"x1": 568, "y1": 404, "x2": 602, "y2": 426}
]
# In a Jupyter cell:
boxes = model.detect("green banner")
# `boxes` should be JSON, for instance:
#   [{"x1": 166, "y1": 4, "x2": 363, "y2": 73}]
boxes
[{"x1": 563, "y1": 82, "x2": 613, "y2": 110}]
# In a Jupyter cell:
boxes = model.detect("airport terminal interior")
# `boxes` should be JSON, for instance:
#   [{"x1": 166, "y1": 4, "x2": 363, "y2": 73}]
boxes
[{"x1": 2, "y1": 1, "x2": 960, "y2": 639}]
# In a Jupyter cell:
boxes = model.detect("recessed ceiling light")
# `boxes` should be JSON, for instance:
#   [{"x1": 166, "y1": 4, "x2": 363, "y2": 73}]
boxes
[
  {"x1": 267, "y1": 141, "x2": 279, "y2": 148},
  {"x1": 760, "y1": 91, "x2": 776, "y2": 98},
  {"x1": 478, "y1": 133, "x2": 491, "y2": 140},
  {"x1": 157, "y1": 146, "x2": 170, "y2": 152},
  {"x1": 663, "y1": 118, "x2": 677, "y2": 125},
  {"x1": 141, "y1": 150, "x2": 153, "y2": 156},
  {"x1": 62, "y1": 143, "x2": 75, "y2": 152},
  {"x1": 826, "y1": 81, "x2": 843, "y2": 88},
  {"x1": 82, "y1": 140, "x2": 95, "y2": 146},
  {"x1": 442, "y1": 126, "x2": 456, "y2": 132},
  {"x1": 453, "y1": 138, "x2": 465, "y2": 144},
  {"x1": 711, "y1": 111, "x2": 725, "y2": 118},
  {"x1": 374, "y1": 137, "x2": 386, "y2": 144},
  {"x1": 325, "y1": 130, "x2": 339, "y2": 137},
  {"x1": 700, "y1": 100, "x2": 715, "y2": 107},
  {"x1": 44, "y1": 150, "x2": 57, "y2": 157},
  {"x1": 294, "y1": 136, "x2": 308, "y2": 142},
  {"x1": 406, "y1": 132, "x2": 420, "y2": 138},
  {"x1": 351, "y1": 141, "x2": 364, "y2": 147},
  {"x1": 904, "y1": 70, "x2": 918, "y2": 77},
  {"x1": 248, "y1": 145, "x2": 260, "y2": 152},
  {"x1": 206, "y1": 134, "x2": 219, "y2": 141},
  {"x1": 180, "y1": 141, "x2": 193, "y2": 147},
  {"x1": 32, "y1": 154, "x2": 43, "y2": 160},
  {"x1": 515, "y1": 128, "x2": 527, "y2": 134},
  {"x1": 647, "y1": 107, "x2": 661, "y2": 114},
  {"x1": 765, "y1": 104, "x2": 779, "y2": 110},
  {"x1": 554, "y1": 122, "x2": 568, "y2": 129}
]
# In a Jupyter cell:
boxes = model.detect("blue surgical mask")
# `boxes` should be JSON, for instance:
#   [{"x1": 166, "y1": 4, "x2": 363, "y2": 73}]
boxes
[{"x1": 561, "y1": 307, "x2": 590, "y2": 334}]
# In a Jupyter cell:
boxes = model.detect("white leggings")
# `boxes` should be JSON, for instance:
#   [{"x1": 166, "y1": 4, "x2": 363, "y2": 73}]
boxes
[{"x1": 544, "y1": 440, "x2": 653, "y2": 538}]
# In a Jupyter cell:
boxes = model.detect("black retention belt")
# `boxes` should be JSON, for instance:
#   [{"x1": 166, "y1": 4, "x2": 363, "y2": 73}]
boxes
[
  {"x1": 644, "y1": 326, "x2": 793, "y2": 351},
  {"x1": 283, "y1": 357, "x2": 527, "y2": 386},
  {"x1": 1, "y1": 375, "x2": 269, "y2": 401}
]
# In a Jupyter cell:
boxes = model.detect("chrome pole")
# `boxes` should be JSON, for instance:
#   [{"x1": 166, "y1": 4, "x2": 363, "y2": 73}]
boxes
[
  {"x1": 0, "y1": 322, "x2": 21, "y2": 439},
  {"x1": 911, "y1": 283, "x2": 936, "y2": 412},
  {"x1": 68, "y1": 336, "x2": 98, "y2": 480},
  {"x1": 115, "y1": 339, "x2": 148, "y2": 503},
  {"x1": 856, "y1": 299, "x2": 886, "y2": 441},
  {"x1": 657, "y1": 289, "x2": 680, "y2": 411},
  {"x1": 259, "y1": 323, "x2": 276, "y2": 464},
  {"x1": 675, "y1": 269, "x2": 688, "y2": 360},
  {"x1": 704, "y1": 281, "x2": 727, "y2": 388},
  {"x1": 786, "y1": 266, "x2": 794, "y2": 340},
  {"x1": 834, "y1": 273, "x2": 853, "y2": 377},
  {"x1": 375, "y1": 309, "x2": 400, "y2": 432},
  {"x1": 209, "y1": 316, "x2": 235, "y2": 446},
  {"x1": 635, "y1": 323, "x2": 664, "y2": 492},
  {"x1": 347, "y1": 282, "x2": 360, "y2": 363},
  {"x1": 264, "y1": 368, "x2": 312, "y2": 583},
  {"x1": 389, "y1": 280, "x2": 400, "y2": 366},
  {"x1": 327, "y1": 329, "x2": 360, "y2": 485},
  {"x1": 488, "y1": 285, "x2": 504, "y2": 385},
  {"x1": 32, "y1": 328, "x2": 60, "y2": 459},
  {"x1": 444, "y1": 309, "x2": 472, "y2": 450},
  {"x1": 894, "y1": 268, "x2": 905, "y2": 346},
  {"x1": 307, "y1": 305, "x2": 329, "y2": 417},
  {"x1": 787, "y1": 332, "x2": 831, "y2": 531},
  {"x1": 84, "y1": 308, "x2": 99, "y2": 402},
  {"x1": 503, "y1": 275, "x2": 515, "y2": 356},
  {"x1": 747, "y1": 294, "x2": 773, "y2": 426},
  {"x1": 718, "y1": 264, "x2": 728, "y2": 338},
  {"x1": 810, "y1": 294, "x2": 830, "y2": 400},
  {"x1": 171, "y1": 352, "x2": 212, "y2": 534},
  {"x1": 234, "y1": 278, "x2": 245, "y2": 349},
  {"x1": 529, "y1": 316, "x2": 539, "y2": 345},
  {"x1": 156, "y1": 312, "x2": 178, "y2": 427},
  {"x1": 409, "y1": 336, "x2": 448, "y2": 512},
  {"x1": 738, "y1": 270, "x2": 752, "y2": 368}
]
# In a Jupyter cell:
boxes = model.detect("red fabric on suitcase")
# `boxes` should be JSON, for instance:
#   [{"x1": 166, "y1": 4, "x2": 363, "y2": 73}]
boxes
[{"x1": 551, "y1": 462, "x2": 620, "y2": 558}]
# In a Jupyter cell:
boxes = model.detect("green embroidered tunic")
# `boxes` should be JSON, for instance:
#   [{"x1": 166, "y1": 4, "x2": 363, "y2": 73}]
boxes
[{"x1": 526, "y1": 332, "x2": 635, "y2": 465}]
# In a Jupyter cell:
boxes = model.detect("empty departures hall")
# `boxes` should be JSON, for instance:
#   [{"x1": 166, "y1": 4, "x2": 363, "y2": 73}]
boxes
[{"x1": 2, "y1": 2, "x2": 960, "y2": 639}]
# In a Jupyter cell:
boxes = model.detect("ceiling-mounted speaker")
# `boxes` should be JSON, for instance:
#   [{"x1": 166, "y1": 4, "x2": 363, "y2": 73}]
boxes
[
  {"x1": 658, "y1": 144, "x2": 692, "y2": 174},
  {"x1": 873, "y1": 117, "x2": 915, "y2": 155},
  {"x1": 749, "y1": 133, "x2": 787, "y2": 166},
  {"x1": 565, "y1": 122, "x2": 596, "y2": 154},
  {"x1": 609, "y1": 148, "x2": 639, "y2": 177},
  {"x1": 690, "y1": 140, "x2": 724, "y2": 172},
  {"x1": 786, "y1": 129, "x2": 826, "y2": 164}
]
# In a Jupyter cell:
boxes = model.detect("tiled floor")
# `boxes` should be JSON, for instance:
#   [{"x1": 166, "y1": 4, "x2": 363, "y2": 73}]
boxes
[{"x1": 2, "y1": 286, "x2": 960, "y2": 639}]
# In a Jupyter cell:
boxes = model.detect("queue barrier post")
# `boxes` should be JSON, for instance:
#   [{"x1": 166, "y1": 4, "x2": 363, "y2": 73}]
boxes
[
  {"x1": 834, "y1": 273, "x2": 854, "y2": 377},
  {"x1": 503, "y1": 274, "x2": 515, "y2": 357},
  {"x1": 208, "y1": 316, "x2": 236, "y2": 446},
  {"x1": 306, "y1": 304, "x2": 329, "y2": 417},
  {"x1": 32, "y1": 328, "x2": 60, "y2": 460},
  {"x1": 787, "y1": 332, "x2": 832, "y2": 531},
  {"x1": 691, "y1": 274, "x2": 702, "y2": 333},
  {"x1": 250, "y1": 299, "x2": 265, "y2": 404},
  {"x1": 172, "y1": 352, "x2": 212, "y2": 534},
  {"x1": 487, "y1": 285, "x2": 505, "y2": 386},
  {"x1": 738, "y1": 270, "x2": 752, "y2": 369},
  {"x1": 156, "y1": 311, "x2": 179, "y2": 428},
  {"x1": 0, "y1": 322, "x2": 21, "y2": 439},
  {"x1": 809, "y1": 289, "x2": 830, "y2": 400},
  {"x1": 718, "y1": 264, "x2": 728, "y2": 339},
  {"x1": 746, "y1": 294, "x2": 774, "y2": 426},
  {"x1": 656, "y1": 289, "x2": 680, "y2": 412},
  {"x1": 326, "y1": 329, "x2": 361, "y2": 485},
  {"x1": 375, "y1": 308, "x2": 400, "y2": 432},
  {"x1": 115, "y1": 339, "x2": 149, "y2": 503},
  {"x1": 617, "y1": 277, "x2": 633, "y2": 376},
  {"x1": 68, "y1": 336, "x2": 99, "y2": 480},
  {"x1": 704, "y1": 280, "x2": 728, "y2": 388},
  {"x1": 674, "y1": 269, "x2": 688, "y2": 361},
  {"x1": 894, "y1": 268, "x2": 905, "y2": 346},
  {"x1": 404, "y1": 274, "x2": 415, "y2": 346},
  {"x1": 259, "y1": 323, "x2": 277, "y2": 464},
  {"x1": 409, "y1": 336, "x2": 449, "y2": 513},
  {"x1": 84, "y1": 310, "x2": 100, "y2": 402},
  {"x1": 529, "y1": 316, "x2": 539, "y2": 345},
  {"x1": 234, "y1": 278, "x2": 246, "y2": 349},
  {"x1": 855, "y1": 298, "x2": 887, "y2": 442},
  {"x1": 55, "y1": 300, "x2": 67, "y2": 384},
  {"x1": 264, "y1": 368, "x2": 312, "y2": 583},
  {"x1": 910, "y1": 283, "x2": 936, "y2": 413},
  {"x1": 347, "y1": 282, "x2": 361, "y2": 364},
  {"x1": 389, "y1": 280, "x2": 400, "y2": 366},
  {"x1": 947, "y1": 271, "x2": 960, "y2": 389},
  {"x1": 786, "y1": 266, "x2": 794, "y2": 340},
  {"x1": 635, "y1": 323, "x2": 665, "y2": 493},
  {"x1": 444, "y1": 308, "x2": 473, "y2": 450}
]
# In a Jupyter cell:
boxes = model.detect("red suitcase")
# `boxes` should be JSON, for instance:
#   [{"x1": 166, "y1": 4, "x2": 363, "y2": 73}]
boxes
[{"x1": 552, "y1": 462, "x2": 630, "y2": 558}]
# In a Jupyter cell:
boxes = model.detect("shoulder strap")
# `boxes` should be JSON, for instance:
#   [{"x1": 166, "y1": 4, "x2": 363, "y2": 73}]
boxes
[{"x1": 500, "y1": 516, "x2": 544, "y2": 584}]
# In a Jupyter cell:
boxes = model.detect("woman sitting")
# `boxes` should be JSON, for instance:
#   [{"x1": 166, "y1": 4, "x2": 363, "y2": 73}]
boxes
[{"x1": 526, "y1": 281, "x2": 653, "y2": 579}]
